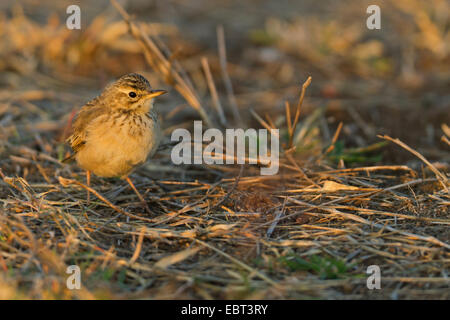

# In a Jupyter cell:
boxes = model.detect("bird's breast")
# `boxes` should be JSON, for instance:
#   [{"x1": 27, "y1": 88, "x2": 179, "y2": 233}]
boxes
[{"x1": 75, "y1": 111, "x2": 161, "y2": 177}]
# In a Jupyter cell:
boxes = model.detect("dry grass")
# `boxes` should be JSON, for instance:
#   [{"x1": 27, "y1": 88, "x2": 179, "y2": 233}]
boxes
[{"x1": 0, "y1": 0, "x2": 449, "y2": 299}]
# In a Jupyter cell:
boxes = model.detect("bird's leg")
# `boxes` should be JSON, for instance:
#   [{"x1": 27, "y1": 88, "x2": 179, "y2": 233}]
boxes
[
  {"x1": 125, "y1": 176, "x2": 152, "y2": 214},
  {"x1": 86, "y1": 170, "x2": 91, "y2": 205}
]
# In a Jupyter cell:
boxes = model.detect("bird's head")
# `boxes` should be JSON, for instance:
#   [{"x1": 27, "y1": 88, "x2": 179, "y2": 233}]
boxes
[{"x1": 102, "y1": 73, "x2": 167, "y2": 112}]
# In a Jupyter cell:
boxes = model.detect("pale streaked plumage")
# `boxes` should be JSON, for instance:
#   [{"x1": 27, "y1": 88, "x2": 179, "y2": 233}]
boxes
[{"x1": 66, "y1": 73, "x2": 166, "y2": 178}]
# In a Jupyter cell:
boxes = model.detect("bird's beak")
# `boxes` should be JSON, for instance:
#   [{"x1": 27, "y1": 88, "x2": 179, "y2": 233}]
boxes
[{"x1": 146, "y1": 89, "x2": 167, "y2": 99}]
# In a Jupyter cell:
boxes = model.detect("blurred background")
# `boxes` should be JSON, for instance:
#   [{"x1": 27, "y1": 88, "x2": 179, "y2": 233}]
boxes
[{"x1": 0, "y1": 0, "x2": 449, "y2": 168}]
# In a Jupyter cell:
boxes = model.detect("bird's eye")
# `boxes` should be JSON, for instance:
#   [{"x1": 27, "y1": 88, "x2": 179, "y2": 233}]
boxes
[{"x1": 129, "y1": 92, "x2": 137, "y2": 98}]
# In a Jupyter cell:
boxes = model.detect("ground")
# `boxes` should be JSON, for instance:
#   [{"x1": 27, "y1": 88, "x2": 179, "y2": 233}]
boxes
[{"x1": 0, "y1": 0, "x2": 449, "y2": 299}]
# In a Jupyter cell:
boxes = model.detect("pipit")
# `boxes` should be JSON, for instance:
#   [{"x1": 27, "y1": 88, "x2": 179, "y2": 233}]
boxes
[{"x1": 64, "y1": 73, "x2": 167, "y2": 213}]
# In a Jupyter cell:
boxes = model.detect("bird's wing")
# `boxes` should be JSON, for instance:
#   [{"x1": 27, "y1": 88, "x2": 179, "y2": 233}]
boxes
[{"x1": 66, "y1": 97, "x2": 106, "y2": 155}]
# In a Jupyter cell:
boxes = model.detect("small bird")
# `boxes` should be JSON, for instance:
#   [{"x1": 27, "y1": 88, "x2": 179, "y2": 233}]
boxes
[{"x1": 64, "y1": 73, "x2": 167, "y2": 212}]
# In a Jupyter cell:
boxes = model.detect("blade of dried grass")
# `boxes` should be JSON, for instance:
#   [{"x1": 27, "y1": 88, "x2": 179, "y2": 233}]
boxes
[
  {"x1": 320, "y1": 165, "x2": 416, "y2": 175},
  {"x1": 315, "y1": 121, "x2": 343, "y2": 164},
  {"x1": 442, "y1": 124, "x2": 450, "y2": 137},
  {"x1": 110, "y1": 0, "x2": 213, "y2": 127},
  {"x1": 58, "y1": 176, "x2": 154, "y2": 223},
  {"x1": 379, "y1": 135, "x2": 448, "y2": 192},
  {"x1": 285, "y1": 101, "x2": 293, "y2": 138},
  {"x1": 249, "y1": 108, "x2": 279, "y2": 138},
  {"x1": 217, "y1": 25, "x2": 242, "y2": 126},
  {"x1": 441, "y1": 135, "x2": 450, "y2": 147},
  {"x1": 128, "y1": 227, "x2": 145, "y2": 265},
  {"x1": 194, "y1": 239, "x2": 281, "y2": 290},
  {"x1": 290, "y1": 76, "x2": 312, "y2": 148},
  {"x1": 154, "y1": 246, "x2": 201, "y2": 269},
  {"x1": 266, "y1": 198, "x2": 286, "y2": 238},
  {"x1": 201, "y1": 57, "x2": 227, "y2": 126},
  {"x1": 210, "y1": 165, "x2": 244, "y2": 212}
]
